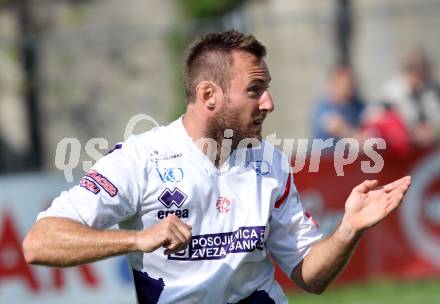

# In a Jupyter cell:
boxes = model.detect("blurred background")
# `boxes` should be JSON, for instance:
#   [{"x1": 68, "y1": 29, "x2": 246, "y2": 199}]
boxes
[{"x1": 0, "y1": 0, "x2": 439, "y2": 303}]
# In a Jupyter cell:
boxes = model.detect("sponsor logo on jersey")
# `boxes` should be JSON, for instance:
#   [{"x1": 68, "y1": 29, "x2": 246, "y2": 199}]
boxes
[
  {"x1": 246, "y1": 160, "x2": 271, "y2": 176},
  {"x1": 156, "y1": 167, "x2": 184, "y2": 183},
  {"x1": 168, "y1": 226, "x2": 266, "y2": 261},
  {"x1": 79, "y1": 177, "x2": 100, "y2": 194},
  {"x1": 157, "y1": 209, "x2": 189, "y2": 219},
  {"x1": 158, "y1": 187, "x2": 187, "y2": 208},
  {"x1": 157, "y1": 187, "x2": 190, "y2": 219},
  {"x1": 150, "y1": 151, "x2": 183, "y2": 164},
  {"x1": 84, "y1": 170, "x2": 118, "y2": 197},
  {"x1": 216, "y1": 196, "x2": 232, "y2": 214},
  {"x1": 160, "y1": 153, "x2": 182, "y2": 160}
]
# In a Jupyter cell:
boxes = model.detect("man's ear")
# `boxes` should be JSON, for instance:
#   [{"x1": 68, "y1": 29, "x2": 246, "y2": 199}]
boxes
[{"x1": 196, "y1": 81, "x2": 217, "y2": 110}]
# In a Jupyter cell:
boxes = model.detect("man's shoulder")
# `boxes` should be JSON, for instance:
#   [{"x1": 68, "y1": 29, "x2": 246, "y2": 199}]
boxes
[
  {"x1": 247, "y1": 140, "x2": 290, "y2": 179},
  {"x1": 260, "y1": 140, "x2": 285, "y2": 159},
  {"x1": 128, "y1": 118, "x2": 182, "y2": 149},
  {"x1": 108, "y1": 118, "x2": 183, "y2": 164}
]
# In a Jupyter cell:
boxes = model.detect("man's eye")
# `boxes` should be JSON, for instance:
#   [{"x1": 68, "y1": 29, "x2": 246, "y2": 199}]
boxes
[{"x1": 248, "y1": 87, "x2": 262, "y2": 97}]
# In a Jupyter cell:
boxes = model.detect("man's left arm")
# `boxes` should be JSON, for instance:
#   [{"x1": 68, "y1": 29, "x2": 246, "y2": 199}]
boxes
[{"x1": 291, "y1": 176, "x2": 411, "y2": 294}]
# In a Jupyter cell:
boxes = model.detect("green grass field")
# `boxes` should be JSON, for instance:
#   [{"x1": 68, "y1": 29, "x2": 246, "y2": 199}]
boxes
[{"x1": 287, "y1": 278, "x2": 440, "y2": 304}]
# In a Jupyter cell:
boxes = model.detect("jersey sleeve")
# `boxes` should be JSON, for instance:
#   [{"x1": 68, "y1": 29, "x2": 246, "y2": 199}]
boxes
[
  {"x1": 37, "y1": 136, "x2": 144, "y2": 229},
  {"x1": 266, "y1": 171, "x2": 323, "y2": 278}
]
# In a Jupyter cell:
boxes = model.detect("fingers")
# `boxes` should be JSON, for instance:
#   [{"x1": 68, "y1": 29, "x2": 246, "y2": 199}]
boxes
[
  {"x1": 384, "y1": 177, "x2": 412, "y2": 213},
  {"x1": 355, "y1": 176, "x2": 411, "y2": 195},
  {"x1": 353, "y1": 179, "x2": 379, "y2": 193},
  {"x1": 166, "y1": 226, "x2": 187, "y2": 249},
  {"x1": 162, "y1": 215, "x2": 192, "y2": 255},
  {"x1": 383, "y1": 176, "x2": 411, "y2": 192},
  {"x1": 136, "y1": 215, "x2": 192, "y2": 254},
  {"x1": 344, "y1": 176, "x2": 412, "y2": 231}
]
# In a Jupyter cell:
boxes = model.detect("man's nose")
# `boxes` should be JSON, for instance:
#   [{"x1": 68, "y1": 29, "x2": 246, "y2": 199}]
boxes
[{"x1": 259, "y1": 91, "x2": 274, "y2": 113}]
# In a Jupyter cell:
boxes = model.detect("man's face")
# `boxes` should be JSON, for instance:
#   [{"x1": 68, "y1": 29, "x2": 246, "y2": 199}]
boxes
[
  {"x1": 208, "y1": 51, "x2": 273, "y2": 147},
  {"x1": 329, "y1": 68, "x2": 355, "y2": 104},
  {"x1": 407, "y1": 69, "x2": 425, "y2": 91}
]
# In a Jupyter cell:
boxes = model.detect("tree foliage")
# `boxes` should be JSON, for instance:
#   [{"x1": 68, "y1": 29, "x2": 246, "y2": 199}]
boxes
[{"x1": 179, "y1": 0, "x2": 245, "y2": 19}]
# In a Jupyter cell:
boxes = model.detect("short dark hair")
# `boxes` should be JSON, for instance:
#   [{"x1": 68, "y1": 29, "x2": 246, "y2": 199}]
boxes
[{"x1": 183, "y1": 30, "x2": 266, "y2": 103}]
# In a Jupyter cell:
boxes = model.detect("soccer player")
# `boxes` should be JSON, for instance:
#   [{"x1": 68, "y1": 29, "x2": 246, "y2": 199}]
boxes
[{"x1": 23, "y1": 30, "x2": 411, "y2": 304}]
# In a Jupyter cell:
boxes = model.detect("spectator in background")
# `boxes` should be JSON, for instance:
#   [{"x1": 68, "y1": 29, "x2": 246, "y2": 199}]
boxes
[
  {"x1": 382, "y1": 48, "x2": 440, "y2": 147},
  {"x1": 312, "y1": 63, "x2": 366, "y2": 142},
  {"x1": 362, "y1": 103, "x2": 411, "y2": 157}
]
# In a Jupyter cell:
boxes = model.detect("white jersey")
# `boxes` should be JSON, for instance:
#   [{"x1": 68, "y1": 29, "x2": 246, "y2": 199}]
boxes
[{"x1": 38, "y1": 117, "x2": 322, "y2": 304}]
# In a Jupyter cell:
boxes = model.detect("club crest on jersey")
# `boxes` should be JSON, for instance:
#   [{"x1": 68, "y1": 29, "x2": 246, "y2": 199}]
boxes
[
  {"x1": 158, "y1": 187, "x2": 187, "y2": 208},
  {"x1": 216, "y1": 196, "x2": 232, "y2": 214},
  {"x1": 246, "y1": 160, "x2": 271, "y2": 176},
  {"x1": 156, "y1": 167, "x2": 184, "y2": 183}
]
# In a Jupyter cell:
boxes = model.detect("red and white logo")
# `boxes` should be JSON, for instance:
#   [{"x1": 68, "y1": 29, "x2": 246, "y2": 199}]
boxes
[
  {"x1": 216, "y1": 197, "x2": 232, "y2": 214},
  {"x1": 400, "y1": 150, "x2": 440, "y2": 268}
]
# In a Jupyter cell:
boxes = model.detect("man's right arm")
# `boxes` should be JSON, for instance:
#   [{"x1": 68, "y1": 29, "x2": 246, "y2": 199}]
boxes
[{"x1": 22, "y1": 215, "x2": 192, "y2": 267}]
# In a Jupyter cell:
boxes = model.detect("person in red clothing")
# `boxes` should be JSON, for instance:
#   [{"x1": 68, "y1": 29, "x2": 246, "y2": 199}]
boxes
[{"x1": 362, "y1": 103, "x2": 411, "y2": 157}]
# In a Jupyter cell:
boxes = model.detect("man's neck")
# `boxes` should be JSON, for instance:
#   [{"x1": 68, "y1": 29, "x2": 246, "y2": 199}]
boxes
[{"x1": 182, "y1": 109, "x2": 231, "y2": 168}]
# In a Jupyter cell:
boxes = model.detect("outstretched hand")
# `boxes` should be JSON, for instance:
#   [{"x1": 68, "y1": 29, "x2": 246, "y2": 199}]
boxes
[
  {"x1": 294, "y1": 176, "x2": 412, "y2": 293},
  {"x1": 343, "y1": 176, "x2": 411, "y2": 233}
]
